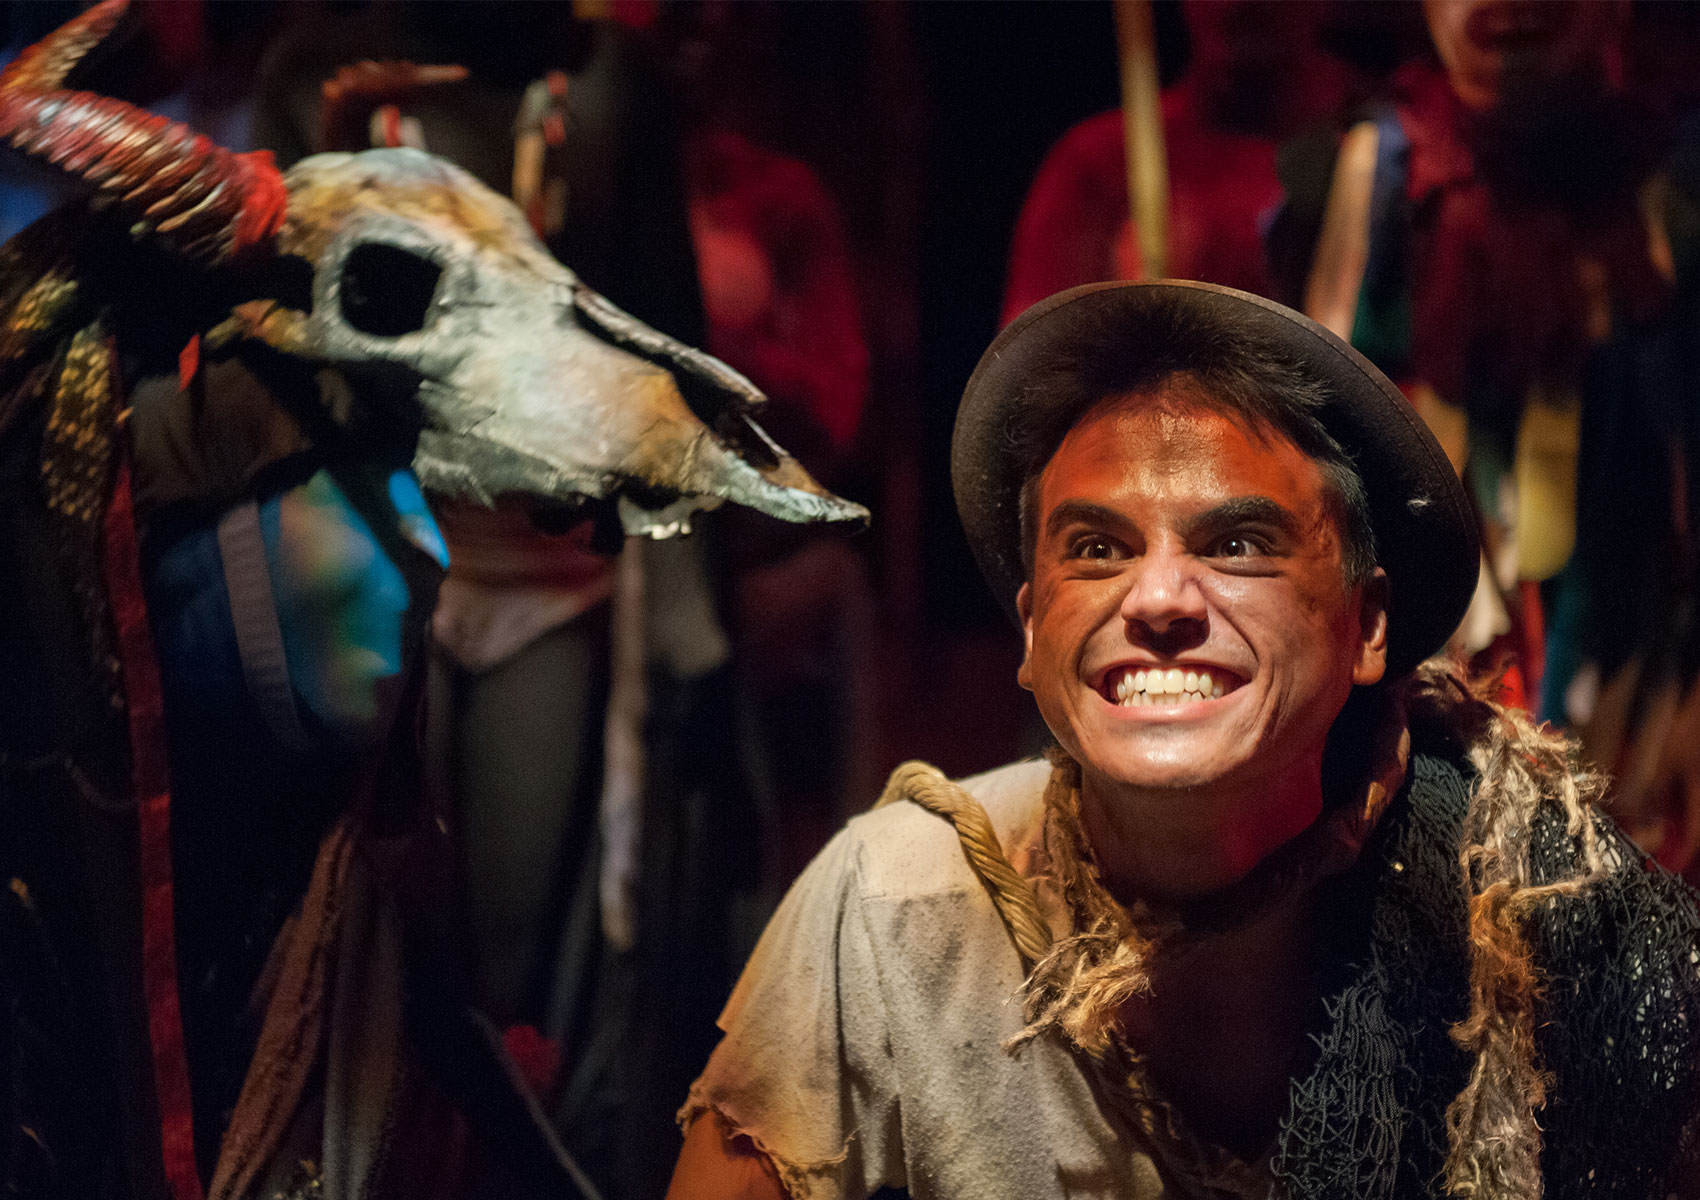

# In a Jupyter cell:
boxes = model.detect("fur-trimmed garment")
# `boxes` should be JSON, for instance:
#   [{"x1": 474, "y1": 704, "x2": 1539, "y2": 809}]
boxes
[{"x1": 681, "y1": 747, "x2": 1700, "y2": 1199}]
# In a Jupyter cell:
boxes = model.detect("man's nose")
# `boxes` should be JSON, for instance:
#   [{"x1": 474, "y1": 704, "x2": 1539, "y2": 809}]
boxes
[{"x1": 1119, "y1": 550, "x2": 1208, "y2": 641}]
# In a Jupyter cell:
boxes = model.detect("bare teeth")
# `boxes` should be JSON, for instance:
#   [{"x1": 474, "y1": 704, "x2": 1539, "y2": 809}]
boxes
[{"x1": 1107, "y1": 666, "x2": 1231, "y2": 707}]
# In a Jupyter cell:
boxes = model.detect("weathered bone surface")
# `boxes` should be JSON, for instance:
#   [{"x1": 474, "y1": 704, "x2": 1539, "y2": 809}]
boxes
[
  {"x1": 224, "y1": 148, "x2": 865, "y2": 537},
  {"x1": 0, "y1": 0, "x2": 867, "y2": 539}
]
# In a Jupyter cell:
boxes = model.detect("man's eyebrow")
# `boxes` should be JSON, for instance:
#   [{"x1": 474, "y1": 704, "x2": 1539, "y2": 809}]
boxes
[
  {"x1": 1183, "y1": 495, "x2": 1302, "y2": 538},
  {"x1": 1043, "y1": 499, "x2": 1129, "y2": 540},
  {"x1": 1041, "y1": 496, "x2": 1304, "y2": 543}
]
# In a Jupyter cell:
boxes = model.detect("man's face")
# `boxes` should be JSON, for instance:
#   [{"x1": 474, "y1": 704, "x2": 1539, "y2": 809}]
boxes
[
  {"x1": 1017, "y1": 390, "x2": 1386, "y2": 818},
  {"x1": 1423, "y1": 0, "x2": 1624, "y2": 110}
]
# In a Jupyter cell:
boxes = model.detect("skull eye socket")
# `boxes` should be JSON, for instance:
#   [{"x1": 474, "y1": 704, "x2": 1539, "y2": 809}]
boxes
[{"x1": 339, "y1": 242, "x2": 442, "y2": 337}]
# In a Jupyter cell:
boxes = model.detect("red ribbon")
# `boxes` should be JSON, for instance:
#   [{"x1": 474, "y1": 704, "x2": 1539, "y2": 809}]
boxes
[{"x1": 103, "y1": 456, "x2": 205, "y2": 1200}]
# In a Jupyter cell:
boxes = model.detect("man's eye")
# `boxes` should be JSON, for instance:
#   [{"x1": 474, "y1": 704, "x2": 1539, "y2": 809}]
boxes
[
  {"x1": 1069, "y1": 534, "x2": 1118, "y2": 561},
  {"x1": 1212, "y1": 535, "x2": 1265, "y2": 559}
]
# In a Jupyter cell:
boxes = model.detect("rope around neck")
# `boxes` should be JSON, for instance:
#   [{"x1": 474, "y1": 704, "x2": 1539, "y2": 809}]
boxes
[{"x1": 875, "y1": 760, "x2": 1055, "y2": 968}]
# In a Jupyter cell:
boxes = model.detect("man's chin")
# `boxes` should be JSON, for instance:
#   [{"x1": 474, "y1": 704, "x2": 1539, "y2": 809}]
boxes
[{"x1": 1077, "y1": 739, "x2": 1247, "y2": 795}]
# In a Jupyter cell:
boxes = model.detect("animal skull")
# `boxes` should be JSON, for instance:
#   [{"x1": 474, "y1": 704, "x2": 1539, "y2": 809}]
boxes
[
  {"x1": 0, "y1": 0, "x2": 866, "y2": 539},
  {"x1": 217, "y1": 148, "x2": 863, "y2": 538}
]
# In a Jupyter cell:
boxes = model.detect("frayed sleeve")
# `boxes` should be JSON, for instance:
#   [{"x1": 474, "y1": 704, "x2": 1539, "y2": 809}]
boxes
[{"x1": 679, "y1": 827, "x2": 903, "y2": 1199}]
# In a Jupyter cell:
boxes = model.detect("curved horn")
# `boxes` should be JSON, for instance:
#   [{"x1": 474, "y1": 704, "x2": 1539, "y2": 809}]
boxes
[
  {"x1": 317, "y1": 61, "x2": 469, "y2": 154},
  {"x1": 0, "y1": 0, "x2": 286, "y2": 265}
]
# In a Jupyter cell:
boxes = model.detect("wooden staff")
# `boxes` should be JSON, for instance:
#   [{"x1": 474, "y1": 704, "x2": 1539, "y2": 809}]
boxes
[{"x1": 1114, "y1": 0, "x2": 1169, "y2": 280}]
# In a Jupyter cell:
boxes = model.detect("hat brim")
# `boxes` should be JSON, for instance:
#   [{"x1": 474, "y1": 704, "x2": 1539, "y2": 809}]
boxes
[{"x1": 952, "y1": 280, "x2": 1479, "y2": 677}]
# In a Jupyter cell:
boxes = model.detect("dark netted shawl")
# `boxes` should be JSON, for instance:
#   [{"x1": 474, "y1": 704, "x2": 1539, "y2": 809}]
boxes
[{"x1": 1273, "y1": 750, "x2": 1700, "y2": 1199}]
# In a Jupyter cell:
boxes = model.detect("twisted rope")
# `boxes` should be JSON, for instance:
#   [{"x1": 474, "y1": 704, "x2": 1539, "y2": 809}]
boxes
[{"x1": 876, "y1": 760, "x2": 1054, "y2": 968}]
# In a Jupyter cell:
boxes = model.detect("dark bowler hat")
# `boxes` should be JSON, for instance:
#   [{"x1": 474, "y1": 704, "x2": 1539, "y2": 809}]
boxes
[{"x1": 953, "y1": 280, "x2": 1479, "y2": 677}]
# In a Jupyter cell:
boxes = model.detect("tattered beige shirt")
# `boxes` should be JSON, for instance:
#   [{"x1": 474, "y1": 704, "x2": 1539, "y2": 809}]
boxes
[{"x1": 680, "y1": 759, "x2": 1271, "y2": 1200}]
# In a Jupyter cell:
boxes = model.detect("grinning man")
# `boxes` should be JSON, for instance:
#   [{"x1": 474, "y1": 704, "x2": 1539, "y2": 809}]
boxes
[{"x1": 668, "y1": 282, "x2": 1700, "y2": 1199}]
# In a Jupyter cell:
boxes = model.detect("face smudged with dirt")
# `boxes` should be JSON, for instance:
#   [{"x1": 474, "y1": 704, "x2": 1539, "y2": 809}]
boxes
[{"x1": 1016, "y1": 387, "x2": 1388, "y2": 900}]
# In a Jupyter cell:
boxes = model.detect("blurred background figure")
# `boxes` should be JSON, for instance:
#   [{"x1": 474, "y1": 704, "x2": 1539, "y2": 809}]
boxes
[
  {"x1": 253, "y1": 3, "x2": 892, "y2": 1194},
  {"x1": 673, "y1": 2, "x2": 880, "y2": 905},
  {"x1": 1001, "y1": 0, "x2": 1353, "y2": 321},
  {"x1": 1293, "y1": 0, "x2": 1700, "y2": 876},
  {"x1": 254, "y1": 6, "x2": 732, "y2": 1196}
]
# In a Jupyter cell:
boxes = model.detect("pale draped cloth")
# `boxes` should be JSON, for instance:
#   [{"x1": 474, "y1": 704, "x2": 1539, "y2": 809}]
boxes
[{"x1": 678, "y1": 759, "x2": 1266, "y2": 1200}]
